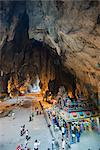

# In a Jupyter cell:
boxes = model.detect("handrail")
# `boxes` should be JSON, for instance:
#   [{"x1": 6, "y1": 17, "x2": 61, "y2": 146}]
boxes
[
  {"x1": 39, "y1": 101, "x2": 60, "y2": 150},
  {"x1": 39, "y1": 101, "x2": 55, "y2": 138}
]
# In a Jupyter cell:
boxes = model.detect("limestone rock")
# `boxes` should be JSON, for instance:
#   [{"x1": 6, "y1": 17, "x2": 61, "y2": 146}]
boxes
[{"x1": 0, "y1": 0, "x2": 100, "y2": 105}]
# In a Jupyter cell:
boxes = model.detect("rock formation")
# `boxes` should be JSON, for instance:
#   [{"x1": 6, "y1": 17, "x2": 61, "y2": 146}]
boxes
[{"x1": 0, "y1": 0, "x2": 100, "y2": 107}]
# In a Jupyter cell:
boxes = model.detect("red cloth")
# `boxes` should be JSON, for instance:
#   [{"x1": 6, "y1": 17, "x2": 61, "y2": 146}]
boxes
[{"x1": 72, "y1": 112, "x2": 77, "y2": 117}]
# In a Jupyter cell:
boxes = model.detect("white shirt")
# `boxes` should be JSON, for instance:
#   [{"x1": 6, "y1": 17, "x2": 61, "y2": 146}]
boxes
[
  {"x1": 62, "y1": 140, "x2": 65, "y2": 148},
  {"x1": 33, "y1": 141, "x2": 40, "y2": 149},
  {"x1": 62, "y1": 127, "x2": 65, "y2": 134},
  {"x1": 12, "y1": 113, "x2": 15, "y2": 117},
  {"x1": 20, "y1": 127, "x2": 23, "y2": 131},
  {"x1": 71, "y1": 126, "x2": 74, "y2": 131},
  {"x1": 52, "y1": 139, "x2": 55, "y2": 144},
  {"x1": 26, "y1": 130, "x2": 29, "y2": 136}
]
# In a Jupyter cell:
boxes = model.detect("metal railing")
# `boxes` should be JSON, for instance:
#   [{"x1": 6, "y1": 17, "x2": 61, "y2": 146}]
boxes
[{"x1": 39, "y1": 101, "x2": 60, "y2": 150}]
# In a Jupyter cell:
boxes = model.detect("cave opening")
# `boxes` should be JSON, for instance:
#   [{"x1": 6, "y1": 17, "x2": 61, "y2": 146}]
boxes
[
  {"x1": 0, "y1": 1, "x2": 100, "y2": 149},
  {"x1": 0, "y1": 38, "x2": 76, "y2": 99},
  {"x1": 0, "y1": 4, "x2": 77, "y2": 99},
  {"x1": 0, "y1": 4, "x2": 99, "y2": 106}
]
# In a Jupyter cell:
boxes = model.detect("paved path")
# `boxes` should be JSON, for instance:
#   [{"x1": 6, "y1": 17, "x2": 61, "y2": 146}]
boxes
[
  {"x1": 45, "y1": 107, "x2": 100, "y2": 150},
  {"x1": 0, "y1": 107, "x2": 52, "y2": 150},
  {"x1": 0, "y1": 95, "x2": 100, "y2": 150},
  {"x1": 71, "y1": 131, "x2": 100, "y2": 150}
]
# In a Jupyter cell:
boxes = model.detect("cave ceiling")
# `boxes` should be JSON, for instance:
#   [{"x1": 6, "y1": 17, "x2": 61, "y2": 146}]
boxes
[{"x1": 0, "y1": 0, "x2": 100, "y2": 99}]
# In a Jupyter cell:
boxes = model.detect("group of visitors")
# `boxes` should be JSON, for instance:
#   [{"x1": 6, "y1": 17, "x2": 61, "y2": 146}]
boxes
[
  {"x1": 17, "y1": 124, "x2": 55, "y2": 150},
  {"x1": 71, "y1": 120, "x2": 92, "y2": 144},
  {"x1": 20, "y1": 124, "x2": 31, "y2": 149},
  {"x1": 47, "y1": 109, "x2": 66, "y2": 133},
  {"x1": 46, "y1": 108, "x2": 71, "y2": 149},
  {"x1": 16, "y1": 103, "x2": 55, "y2": 150},
  {"x1": 29, "y1": 107, "x2": 42, "y2": 122},
  {"x1": 16, "y1": 105, "x2": 43, "y2": 150},
  {"x1": 35, "y1": 107, "x2": 42, "y2": 115},
  {"x1": 46, "y1": 106, "x2": 97, "y2": 148},
  {"x1": 16, "y1": 124, "x2": 40, "y2": 150},
  {"x1": 71, "y1": 122, "x2": 81, "y2": 143}
]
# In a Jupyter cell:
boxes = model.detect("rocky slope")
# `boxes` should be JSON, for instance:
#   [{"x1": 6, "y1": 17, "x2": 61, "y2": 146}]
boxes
[{"x1": 0, "y1": 0, "x2": 100, "y2": 106}]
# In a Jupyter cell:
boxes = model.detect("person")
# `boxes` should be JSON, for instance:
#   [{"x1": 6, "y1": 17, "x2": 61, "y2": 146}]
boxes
[
  {"x1": 36, "y1": 107, "x2": 39, "y2": 115},
  {"x1": 66, "y1": 138, "x2": 71, "y2": 149},
  {"x1": 76, "y1": 131, "x2": 80, "y2": 142},
  {"x1": 32, "y1": 111, "x2": 34, "y2": 118},
  {"x1": 24, "y1": 140, "x2": 28, "y2": 150},
  {"x1": 61, "y1": 126, "x2": 65, "y2": 137},
  {"x1": 62, "y1": 138, "x2": 65, "y2": 150},
  {"x1": 26, "y1": 130, "x2": 29, "y2": 140},
  {"x1": 22, "y1": 125, "x2": 25, "y2": 135},
  {"x1": 40, "y1": 110, "x2": 41, "y2": 115},
  {"x1": 47, "y1": 109, "x2": 50, "y2": 118},
  {"x1": 80, "y1": 122, "x2": 84, "y2": 133},
  {"x1": 20, "y1": 126, "x2": 23, "y2": 136},
  {"x1": 71, "y1": 124, "x2": 74, "y2": 132},
  {"x1": 20, "y1": 125, "x2": 25, "y2": 136},
  {"x1": 72, "y1": 132, "x2": 76, "y2": 143},
  {"x1": 86, "y1": 121, "x2": 89, "y2": 130},
  {"x1": 24, "y1": 146, "x2": 28, "y2": 150},
  {"x1": 12, "y1": 112, "x2": 15, "y2": 119},
  {"x1": 16, "y1": 144, "x2": 22, "y2": 150},
  {"x1": 33, "y1": 140, "x2": 40, "y2": 150},
  {"x1": 52, "y1": 138, "x2": 55, "y2": 150},
  {"x1": 29, "y1": 115, "x2": 32, "y2": 122}
]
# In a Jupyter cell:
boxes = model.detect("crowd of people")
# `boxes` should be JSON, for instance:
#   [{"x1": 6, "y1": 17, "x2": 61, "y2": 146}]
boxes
[
  {"x1": 70, "y1": 117, "x2": 97, "y2": 144},
  {"x1": 16, "y1": 107, "x2": 43, "y2": 150},
  {"x1": 46, "y1": 108, "x2": 71, "y2": 149},
  {"x1": 16, "y1": 104, "x2": 59, "y2": 150},
  {"x1": 14, "y1": 86, "x2": 99, "y2": 150},
  {"x1": 46, "y1": 100, "x2": 97, "y2": 148},
  {"x1": 71, "y1": 122, "x2": 82, "y2": 143}
]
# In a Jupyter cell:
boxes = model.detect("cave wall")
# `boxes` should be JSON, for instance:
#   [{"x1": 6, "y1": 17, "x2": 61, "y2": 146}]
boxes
[
  {"x1": 0, "y1": 4, "x2": 74, "y2": 95},
  {"x1": 0, "y1": 0, "x2": 100, "y2": 106},
  {"x1": 0, "y1": 39, "x2": 74, "y2": 95},
  {"x1": 27, "y1": 0, "x2": 100, "y2": 106},
  {"x1": 0, "y1": 37, "x2": 75, "y2": 95}
]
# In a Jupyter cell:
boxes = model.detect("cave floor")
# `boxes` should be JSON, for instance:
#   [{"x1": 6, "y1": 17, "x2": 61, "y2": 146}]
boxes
[
  {"x1": 0, "y1": 96, "x2": 100, "y2": 150},
  {"x1": 71, "y1": 131, "x2": 100, "y2": 150},
  {"x1": 0, "y1": 107, "x2": 52, "y2": 150}
]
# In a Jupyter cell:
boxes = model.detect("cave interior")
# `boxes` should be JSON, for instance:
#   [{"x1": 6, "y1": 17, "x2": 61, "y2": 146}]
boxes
[{"x1": 0, "y1": 0, "x2": 100, "y2": 110}]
